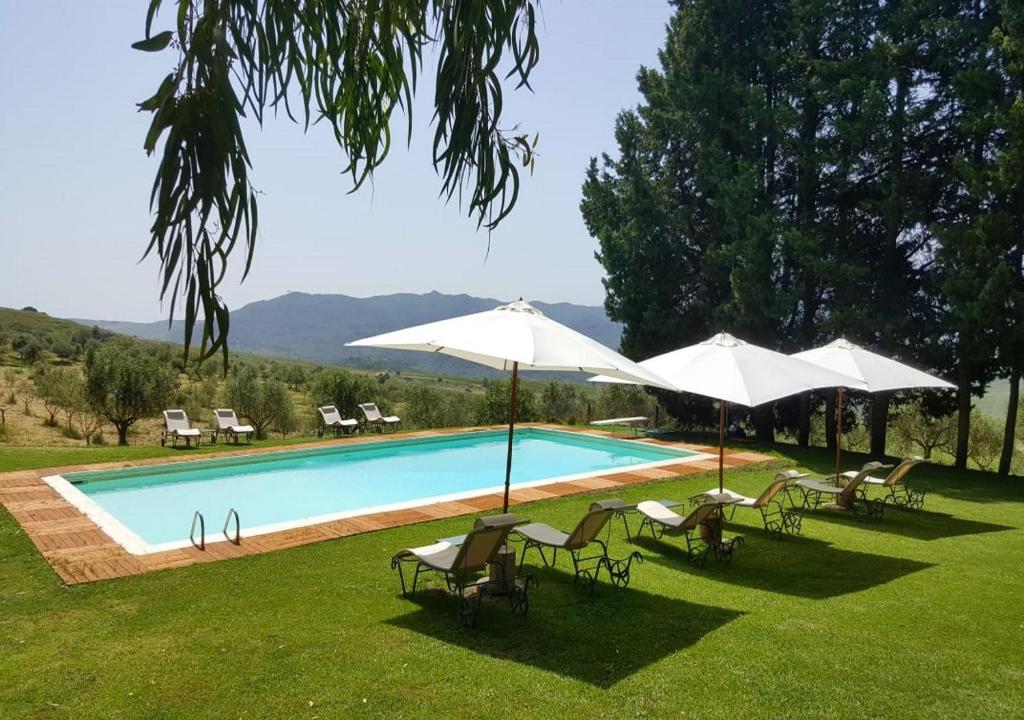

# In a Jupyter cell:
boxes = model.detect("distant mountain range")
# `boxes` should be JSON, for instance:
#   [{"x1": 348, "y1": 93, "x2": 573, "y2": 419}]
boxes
[{"x1": 78, "y1": 291, "x2": 623, "y2": 377}]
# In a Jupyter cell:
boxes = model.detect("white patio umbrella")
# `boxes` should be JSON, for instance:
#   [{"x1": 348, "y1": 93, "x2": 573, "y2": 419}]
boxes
[
  {"x1": 346, "y1": 299, "x2": 675, "y2": 512},
  {"x1": 792, "y1": 338, "x2": 955, "y2": 481},
  {"x1": 591, "y1": 332, "x2": 866, "y2": 492}
]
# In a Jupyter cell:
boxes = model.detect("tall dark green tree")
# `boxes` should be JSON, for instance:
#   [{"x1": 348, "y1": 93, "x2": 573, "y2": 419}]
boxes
[
  {"x1": 994, "y1": 1, "x2": 1024, "y2": 476},
  {"x1": 584, "y1": 0, "x2": 1007, "y2": 460},
  {"x1": 931, "y1": 0, "x2": 1013, "y2": 470}
]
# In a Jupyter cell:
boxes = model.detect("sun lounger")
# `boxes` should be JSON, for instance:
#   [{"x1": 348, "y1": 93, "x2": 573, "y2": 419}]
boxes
[
  {"x1": 634, "y1": 500, "x2": 744, "y2": 566},
  {"x1": 850, "y1": 456, "x2": 928, "y2": 510},
  {"x1": 359, "y1": 403, "x2": 400, "y2": 433},
  {"x1": 161, "y1": 409, "x2": 203, "y2": 447},
  {"x1": 213, "y1": 409, "x2": 254, "y2": 444},
  {"x1": 589, "y1": 416, "x2": 649, "y2": 436},
  {"x1": 512, "y1": 499, "x2": 642, "y2": 592},
  {"x1": 692, "y1": 470, "x2": 808, "y2": 535},
  {"x1": 795, "y1": 461, "x2": 892, "y2": 521},
  {"x1": 391, "y1": 514, "x2": 531, "y2": 626},
  {"x1": 317, "y1": 405, "x2": 360, "y2": 437}
]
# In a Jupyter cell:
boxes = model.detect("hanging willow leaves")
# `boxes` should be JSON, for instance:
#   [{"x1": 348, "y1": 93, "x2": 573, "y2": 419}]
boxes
[{"x1": 135, "y1": 0, "x2": 541, "y2": 366}]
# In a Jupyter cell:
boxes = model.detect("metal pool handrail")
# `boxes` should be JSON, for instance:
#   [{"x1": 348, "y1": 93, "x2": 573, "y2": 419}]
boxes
[
  {"x1": 190, "y1": 511, "x2": 205, "y2": 550},
  {"x1": 223, "y1": 508, "x2": 241, "y2": 545}
]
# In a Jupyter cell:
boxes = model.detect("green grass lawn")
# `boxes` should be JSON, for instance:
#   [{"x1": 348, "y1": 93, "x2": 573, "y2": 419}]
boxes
[
  {"x1": 2, "y1": 444, "x2": 1022, "y2": 719},
  {"x1": 0, "y1": 436, "x2": 326, "y2": 473}
]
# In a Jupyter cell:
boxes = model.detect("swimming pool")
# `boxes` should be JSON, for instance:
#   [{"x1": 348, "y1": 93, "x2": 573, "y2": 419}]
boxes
[{"x1": 45, "y1": 428, "x2": 702, "y2": 554}]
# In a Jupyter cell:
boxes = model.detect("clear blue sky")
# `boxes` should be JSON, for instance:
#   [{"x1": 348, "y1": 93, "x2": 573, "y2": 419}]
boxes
[{"x1": 0, "y1": 1, "x2": 674, "y2": 321}]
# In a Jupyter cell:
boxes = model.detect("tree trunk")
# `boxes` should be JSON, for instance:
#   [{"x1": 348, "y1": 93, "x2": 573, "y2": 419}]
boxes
[
  {"x1": 998, "y1": 365, "x2": 1020, "y2": 477},
  {"x1": 754, "y1": 405, "x2": 775, "y2": 443},
  {"x1": 954, "y1": 368, "x2": 971, "y2": 470},
  {"x1": 870, "y1": 391, "x2": 893, "y2": 458},
  {"x1": 825, "y1": 391, "x2": 837, "y2": 450},
  {"x1": 797, "y1": 392, "x2": 811, "y2": 447},
  {"x1": 116, "y1": 422, "x2": 129, "y2": 446}
]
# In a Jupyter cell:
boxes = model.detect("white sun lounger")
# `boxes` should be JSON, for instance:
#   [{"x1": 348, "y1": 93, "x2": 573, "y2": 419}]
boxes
[
  {"x1": 213, "y1": 409, "x2": 254, "y2": 444},
  {"x1": 589, "y1": 416, "x2": 649, "y2": 436},
  {"x1": 161, "y1": 409, "x2": 203, "y2": 447},
  {"x1": 317, "y1": 405, "x2": 360, "y2": 437},
  {"x1": 692, "y1": 470, "x2": 808, "y2": 534},
  {"x1": 635, "y1": 500, "x2": 744, "y2": 566},
  {"x1": 795, "y1": 461, "x2": 892, "y2": 520},
  {"x1": 846, "y1": 456, "x2": 928, "y2": 509},
  {"x1": 359, "y1": 403, "x2": 400, "y2": 432},
  {"x1": 512, "y1": 499, "x2": 641, "y2": 592},
  {"x1": 391, "y1": 514, "x2": 530, "y2": 626}
]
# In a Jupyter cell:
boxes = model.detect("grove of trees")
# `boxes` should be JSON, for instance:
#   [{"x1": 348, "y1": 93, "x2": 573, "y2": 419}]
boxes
[{"x1": 582, "y1": 0, "x2": 1023, "y2": 476}]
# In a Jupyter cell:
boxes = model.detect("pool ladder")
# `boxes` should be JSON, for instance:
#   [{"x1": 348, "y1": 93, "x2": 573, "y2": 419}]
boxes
[
  {"x1": 189, "y1": 508, "x2": 241, "y2": 550},
  {"x1": 190, "y1": 511, "x2": 205, "y2": 550}
]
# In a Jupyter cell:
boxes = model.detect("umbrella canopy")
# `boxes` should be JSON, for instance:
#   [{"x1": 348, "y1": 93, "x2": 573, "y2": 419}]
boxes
[
  {"x1": 591, "y1": 332, "x2": 865, "y2": 404},
  {"x1": 791, "y1": 338, "x2": 955, "y2": 393},
  {"x1": 792, "y1": 338, "x2": 955, "y2": 480},
  {"x1": 591, "y1": 332, "x2": 866, "y2": 491},
  {"x1": 347, "y1": 299, "x2": 675, "y2": 511},
  {"x1": 346, "y1": 299, "x2": 675, "y2": 387}
]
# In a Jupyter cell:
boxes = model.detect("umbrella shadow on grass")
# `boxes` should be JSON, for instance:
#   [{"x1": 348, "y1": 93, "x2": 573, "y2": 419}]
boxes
[
  {"x1": 385, "y1": 568, "x2": 742, "y2": 688},
  {"x1": 630, "y1": 530, "x2": 933, "y2": 600},
  {"x1": 801, "y1": 507, "x2": 1015, "y2": 541}
]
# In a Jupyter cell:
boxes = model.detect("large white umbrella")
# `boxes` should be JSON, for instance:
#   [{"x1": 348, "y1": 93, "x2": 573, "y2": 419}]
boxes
[
  {"x1": 591, "y1": 332, "x2": 866, "y2": 492},
  {"x1": 792, "y1": 338, "x2": 955, "y2": 480},
  {"x1": 346, "y1": 299, "x2": 675, "y2": 511}
]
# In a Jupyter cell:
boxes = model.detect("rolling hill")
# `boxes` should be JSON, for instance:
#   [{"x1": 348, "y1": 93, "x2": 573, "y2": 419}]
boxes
[{"x1": 79, "y1": 291, "x2": 624, "y2": 377}]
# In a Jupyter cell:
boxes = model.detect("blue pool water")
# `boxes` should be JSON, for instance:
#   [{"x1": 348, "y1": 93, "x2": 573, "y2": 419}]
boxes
[{"x1": 64, "y1": 429, "x2": 694, "y2": 547}]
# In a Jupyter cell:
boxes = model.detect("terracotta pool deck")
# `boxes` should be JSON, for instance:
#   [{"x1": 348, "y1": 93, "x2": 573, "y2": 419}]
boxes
[{"x1": 0, "y1": 425, "x2": 772, "y2": 585}]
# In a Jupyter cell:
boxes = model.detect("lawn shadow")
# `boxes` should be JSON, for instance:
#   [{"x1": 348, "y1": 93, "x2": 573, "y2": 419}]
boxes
[
  {"x1": 803, "y1": 508, "x2": 1016, "y2": 540},
  {"x1": 386, "y1": 570, "x2": 742, "y2": 688},
  {"x1": 630, "y1": 530, "x2": 933, "y2": 600}
]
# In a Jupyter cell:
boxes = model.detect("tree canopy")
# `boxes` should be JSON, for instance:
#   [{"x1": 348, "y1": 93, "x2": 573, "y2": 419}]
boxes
[
  {"x1": 84, "y1": 341, "x2": 177, "y2": 445},
  {"x1": 136, "y1": 0, "x2": 541, "y2": 364},
  {"x1": 582, "y1": 0, "x2": 1023, "y2": 471}
]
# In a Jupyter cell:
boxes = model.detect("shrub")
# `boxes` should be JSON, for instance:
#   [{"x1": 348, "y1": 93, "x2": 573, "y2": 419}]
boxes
[
  {"x1": 308, "y1": 369, "x2": 381, "y2": 420},
  {"x1": 539, "y1": 381, "x2": 584, "y2": 424},
  {"x1": 222, "y1": 367, "x2": 292, "y2": 440},
  {"x1": 890, "y1": 402, "x2": 956, "y2": 459},
  {"x1": 967, "y1": 411, "x2": 1002, "y2": 471},
  {"x1": 475, "y1": 379, "x2": 537, "y2": 425},
  {"x1": 272, "y1": 392, "x2": 299, "y2": 438},
  {"x1": 84, "y1": 341, "x2": 177, "y2": 445},
  {"x1": 595, "y1": 384, "x2": 652, "y2": 422},
  {"x1": 402, "y1": 384, "x2": 476, "y2": 429}
]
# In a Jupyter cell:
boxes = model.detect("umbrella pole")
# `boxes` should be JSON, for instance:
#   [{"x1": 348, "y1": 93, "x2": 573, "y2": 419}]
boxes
[
  {"x1": 502, "y1": 361, "x2": 519, "y2": 513},
  {"x1": 834, "y1": 387, "x2": 844, "y2": 482},
  {"x1": 718, "y1": 400, "x2": 726, "y2": 493}
]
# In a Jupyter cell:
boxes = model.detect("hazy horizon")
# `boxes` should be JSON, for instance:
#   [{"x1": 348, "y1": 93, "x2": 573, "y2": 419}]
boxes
[{"x1": 0, "y1": 2, "x2": 675, "y2": 322}]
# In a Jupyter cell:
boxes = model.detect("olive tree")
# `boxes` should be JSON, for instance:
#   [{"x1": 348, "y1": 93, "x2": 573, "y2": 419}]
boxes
[
  {"x1": 222, "y1": 366, "x2": 291, "y2": 440},
  {"x1": 135, "y1": 0, "x2": 540, "y2": 364},
  {"x1": 84, "y1": 342, "x2": 177, "y2": 445}
]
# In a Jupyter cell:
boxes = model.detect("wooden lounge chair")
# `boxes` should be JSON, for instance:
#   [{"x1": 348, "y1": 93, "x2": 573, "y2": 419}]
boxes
[
  {"x1": 359, "y1": 403, "x2": 400, "y2": 433},
  {"x1": 851, "y1": 456, "x2": 928, "y2": 510},
  {"x1": 161, "y1": 409, "x2": 202, "y2": 447},
  {"x1": 795, "y1": 461, "x2": 892, "y2": 521},
  {"x1": 693, "y1": 470, "x2": 808, "y2": 535},
  {"x1": 391, "y1": 514, "x2": 530, "y2": 626},
  {"x1": 317, "y1": 405, "x2": 360, "y2": 437},
  {"x1": 634, "y1": 500, "x2": 744, "y2": 566},
  {"x1": 512, "y1": 499, "x2": 642, "y2": 593},
  {"x1": 213, "y1": 409, "x2": 254, "y2": 444}
]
